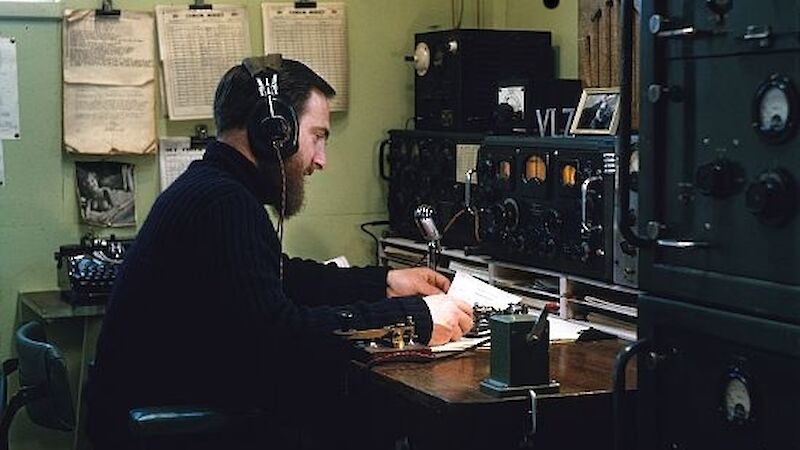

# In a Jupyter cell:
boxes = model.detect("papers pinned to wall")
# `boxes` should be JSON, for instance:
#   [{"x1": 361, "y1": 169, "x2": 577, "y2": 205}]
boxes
[
  {"x1": 262, "y1": 3, "x2": 348, "y2": 111},
  {"x1": 155, "y1": 5, "x2": 251, "y2": 120},
  {"x1": 158, "y1": 136, "x2": 205, "y2": 191},
  {"x1": 62, "y1": 10, "x2": 156, "y2": 154},
  {"x1": 0, "y1": 36, "x2": 20, "y2": 140}
]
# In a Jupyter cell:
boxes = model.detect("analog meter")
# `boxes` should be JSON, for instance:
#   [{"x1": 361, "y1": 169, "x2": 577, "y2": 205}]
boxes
[{"x1": 752, "y1": 74, "x2": 797, "y2": 144}]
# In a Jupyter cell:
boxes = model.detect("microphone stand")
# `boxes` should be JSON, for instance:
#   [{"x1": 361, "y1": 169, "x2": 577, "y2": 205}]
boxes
[{"x1": 426, "y1": 237, "x2": 441, "y2": 271}]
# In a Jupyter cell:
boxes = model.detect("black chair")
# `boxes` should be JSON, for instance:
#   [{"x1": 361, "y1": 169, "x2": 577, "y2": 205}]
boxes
[
  {"x1": 0, "y1": 321, "x2": 75, "y2": 450},
  {"x1": 128, "y1": 406, "x2": 268, "y2": 450}
]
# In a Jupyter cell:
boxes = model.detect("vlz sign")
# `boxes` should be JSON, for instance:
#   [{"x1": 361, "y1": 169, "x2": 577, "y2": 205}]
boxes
[{"x1": 535, "y1": 107, "x2": 576, "y2": 137}]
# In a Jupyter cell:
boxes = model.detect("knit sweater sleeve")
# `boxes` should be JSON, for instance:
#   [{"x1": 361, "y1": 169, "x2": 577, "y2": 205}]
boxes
[
  {"x1": 203, "y1": 190, "x2": 433, "y2": 343},
  {"x1": 282, "y1": 257, "x2": 388, "y2": 306}
]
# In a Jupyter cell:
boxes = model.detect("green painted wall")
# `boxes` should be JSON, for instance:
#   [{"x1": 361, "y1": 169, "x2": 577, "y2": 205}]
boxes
[
  {"x1": 0, "y1": 1, "x2": 577, "y2": 447},
  {"x1": 506, "y1": 0, "x2": 578, "y2": 78}
]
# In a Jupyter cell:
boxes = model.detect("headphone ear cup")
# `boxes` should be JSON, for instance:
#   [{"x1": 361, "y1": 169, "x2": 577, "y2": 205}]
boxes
[{"x1": 247, "y1": 97, "x2": 299, "y2": 162}]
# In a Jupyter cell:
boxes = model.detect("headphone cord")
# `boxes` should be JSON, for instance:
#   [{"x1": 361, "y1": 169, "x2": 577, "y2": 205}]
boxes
[{"x1": 275, "y1": 145, "x2": 287, "y2": 281}]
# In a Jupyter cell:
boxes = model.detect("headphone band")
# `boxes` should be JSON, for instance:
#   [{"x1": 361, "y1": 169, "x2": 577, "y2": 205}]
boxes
[
  {"x1": 242, "y1": 54, "x2": 284, "y2": 80},
  {"x1": 242, "y1": 54, "x2": 300, "y2": 162}
]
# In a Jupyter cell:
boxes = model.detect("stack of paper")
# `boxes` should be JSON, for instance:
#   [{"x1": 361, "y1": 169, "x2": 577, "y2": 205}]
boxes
[{"x1": 440, "y1": 272, "x2": 589, "y2": 347}]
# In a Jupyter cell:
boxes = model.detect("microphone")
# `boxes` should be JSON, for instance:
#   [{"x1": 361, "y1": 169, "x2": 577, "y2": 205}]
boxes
[
  {"x1": 414, "y1": 204, "x2": 442, "y2": 270},
  {"x1": 414, "y1": 204, "x2": 441, "y2": 242}
]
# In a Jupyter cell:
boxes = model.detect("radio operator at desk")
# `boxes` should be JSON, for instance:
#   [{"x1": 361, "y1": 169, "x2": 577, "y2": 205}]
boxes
[{"x1": 87, "y1": 55, "x2": 473, "y2": 450}]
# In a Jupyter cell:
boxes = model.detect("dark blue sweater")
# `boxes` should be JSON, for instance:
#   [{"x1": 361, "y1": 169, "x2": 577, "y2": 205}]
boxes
[{"x1": 87, "y1": 140, "x2": 432, "y2": 446}]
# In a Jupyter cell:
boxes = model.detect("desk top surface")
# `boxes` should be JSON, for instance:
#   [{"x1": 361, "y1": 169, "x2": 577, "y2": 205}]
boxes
[
  {"x1": 19, "y1": 290, "x2": 106, "y2": 320},
  {"x1": 356, "y1": 339, "x2": 635, "y2": 407}
]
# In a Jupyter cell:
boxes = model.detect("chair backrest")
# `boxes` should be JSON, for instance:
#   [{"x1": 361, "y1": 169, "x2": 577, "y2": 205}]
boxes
[{"x1": 15, "y1": 321, "x2": 75, "y2": 431}]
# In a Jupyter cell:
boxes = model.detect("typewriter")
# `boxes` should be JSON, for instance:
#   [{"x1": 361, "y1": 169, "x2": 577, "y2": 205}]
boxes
[{"x1": 55, "y1": 233, "x2": 134, "y2": 305}]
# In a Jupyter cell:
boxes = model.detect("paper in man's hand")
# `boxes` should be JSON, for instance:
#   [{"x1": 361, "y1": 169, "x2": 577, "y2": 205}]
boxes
[{"x1": 447, "y1": 272, "x2": 521, "y2": 310}]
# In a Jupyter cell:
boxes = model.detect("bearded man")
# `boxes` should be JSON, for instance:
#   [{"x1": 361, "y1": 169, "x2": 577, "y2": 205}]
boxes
[{"x1": 86, "y1": 56, "x2": 472, "y2": 450}]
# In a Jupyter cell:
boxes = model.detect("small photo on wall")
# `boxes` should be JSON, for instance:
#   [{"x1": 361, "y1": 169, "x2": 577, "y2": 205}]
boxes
[{"x1": 75, "y1": 161, "x2": 135, "y2": 227}]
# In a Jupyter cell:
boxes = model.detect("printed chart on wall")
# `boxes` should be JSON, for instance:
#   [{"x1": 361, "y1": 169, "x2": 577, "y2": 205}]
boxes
[
  {"x1": 158, "y1": 136, "x2": 205, "y2": 191},
  {"x1": 0, "y1": 36, "x2": 20, "y2": 140},
  {"x1": 262, "y1": 3, "x2": 348, "y2": 111},
  {"x1": 156, "y1": 5, "x2": 251, "y2": 120},
  {"x1": 62, "y1": 10, "x2": 156, "y2": 154}
]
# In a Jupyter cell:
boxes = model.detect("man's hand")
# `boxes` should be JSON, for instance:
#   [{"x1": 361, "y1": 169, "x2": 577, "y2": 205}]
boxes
[
  {"x1": 387, "y1": 267, "x2": 451, "y2": 297},
  {"x1": 423, "y1": 294, "x2": 473, "y2": 346}
]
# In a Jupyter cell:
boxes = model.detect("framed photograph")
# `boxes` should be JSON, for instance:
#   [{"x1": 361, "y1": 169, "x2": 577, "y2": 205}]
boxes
[
  {"x1": 76, "y1": 161, "x2": 136, "y2": 228},
  {"x1": 570, "y1": 87, "x2": 621, "y2": 135}
]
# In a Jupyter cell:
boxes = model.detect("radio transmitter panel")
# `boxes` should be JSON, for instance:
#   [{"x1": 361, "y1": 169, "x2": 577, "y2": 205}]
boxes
[
  {"x1": 639, "y1": 0, "x2": 800, "y2": 317},
  {"x1": 413, "y1": 29, "x2": 554, "y2": 132},
  {"x1": 636, "y1": 1, "x2": 800, "y2": 449},
  {"x1": 477, "y1": 136, "x2": 620, "y2": 282},
  {"x1": 381, "y1": 129, "x2": 485, "y2": 248}
]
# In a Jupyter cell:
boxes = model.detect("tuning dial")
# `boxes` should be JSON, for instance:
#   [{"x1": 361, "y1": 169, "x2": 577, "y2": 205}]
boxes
[
  {"x1": 502, "y1": 198, "x2": 520, "y2": 232},
  {"x1": 745, "y1": 169, "x2": 797, "y2": 226},
  {"x1": 695, "y1": 159, "x2": 745, "y2": 198}
]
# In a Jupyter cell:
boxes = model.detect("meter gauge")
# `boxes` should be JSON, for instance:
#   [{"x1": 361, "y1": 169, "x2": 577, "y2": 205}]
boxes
[
  {"x1": 752, "y1": 74, "x2": 798, "y2": 144},
  {"x1": 720, "y1": 371, "x2": 753, "y2": 426}
]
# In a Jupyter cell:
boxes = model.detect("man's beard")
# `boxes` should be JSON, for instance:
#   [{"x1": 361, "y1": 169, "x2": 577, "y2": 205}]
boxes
[
  {"x1": 282, "y1": 155, "x2": 306, "y2": 217},
  {"x1": 260, "y1": 153, "x2": 306, "y2": 218}
]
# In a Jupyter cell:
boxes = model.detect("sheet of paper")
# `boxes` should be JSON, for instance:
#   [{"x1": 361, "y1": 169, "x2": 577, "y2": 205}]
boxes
[
  {"x1": 262, "y1": 2, "x2": 348, "y2": 111},
  {"x1": 156, "y1": 5, "x2": 251, "y2": 120},
  {"x1": 448, "y1": 271, "x2": 521, "y2": 310},
  {"x1": 63, "y1": 10, "x2": 155, "y2": 86},
  {"x1": 158, "y1": 136, "x2": 205, "y2": 191},
  {"x1": 446, "y1": 272, "x2": 589, "y2": 344},
  {"x1": 0, "y1": 37, "x2": 20, "y2": 140},
  {"x1": 548, "y1": 315, "x2": 590, "y2": 343},
  {"x1": 64, "y1": 83, "x2": 156, "y2": 154},
  {"x1": 431, "y1": 336, "x2": 490, "y2": 353},
  {"x1": 62, "y1": 10, "x2": 156, "y2": 154}
]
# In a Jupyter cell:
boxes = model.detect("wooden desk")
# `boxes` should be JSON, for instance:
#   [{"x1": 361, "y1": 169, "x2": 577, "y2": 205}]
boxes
[
  {"x1": 18, "y1": 290, "x2": 105, "y2": 450},
  {"x1": 20, "y1": 290, "x2": 106, "y2": 320},
  {"x1": 348, "y1": 339, "x2": 636, "y2": 450}
]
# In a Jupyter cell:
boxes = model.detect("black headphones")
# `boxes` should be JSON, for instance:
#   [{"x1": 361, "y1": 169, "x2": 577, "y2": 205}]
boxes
[{"x1": 242, "y1": 54, "x2": 299, "y2": 162}]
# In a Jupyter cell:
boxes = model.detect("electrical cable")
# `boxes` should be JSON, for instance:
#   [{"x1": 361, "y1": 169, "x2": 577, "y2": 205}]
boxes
[
  {"x1": 441, "y1": 207, "x2": 482, "y2": 243},
  {"x1": 359, "y1": 220, "x2": 390, "y2": 265},
  {"x1": 276, "y1": 146, "x2": 287, "y2": 281}
]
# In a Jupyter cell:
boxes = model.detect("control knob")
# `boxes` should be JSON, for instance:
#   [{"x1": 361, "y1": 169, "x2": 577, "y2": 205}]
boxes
[
  {"x1": 745, "y1": 169, "x2": 797, "y2": 226},
  {"x1": 695, "y1": 159, "x2": 745, "y2": 198}
]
